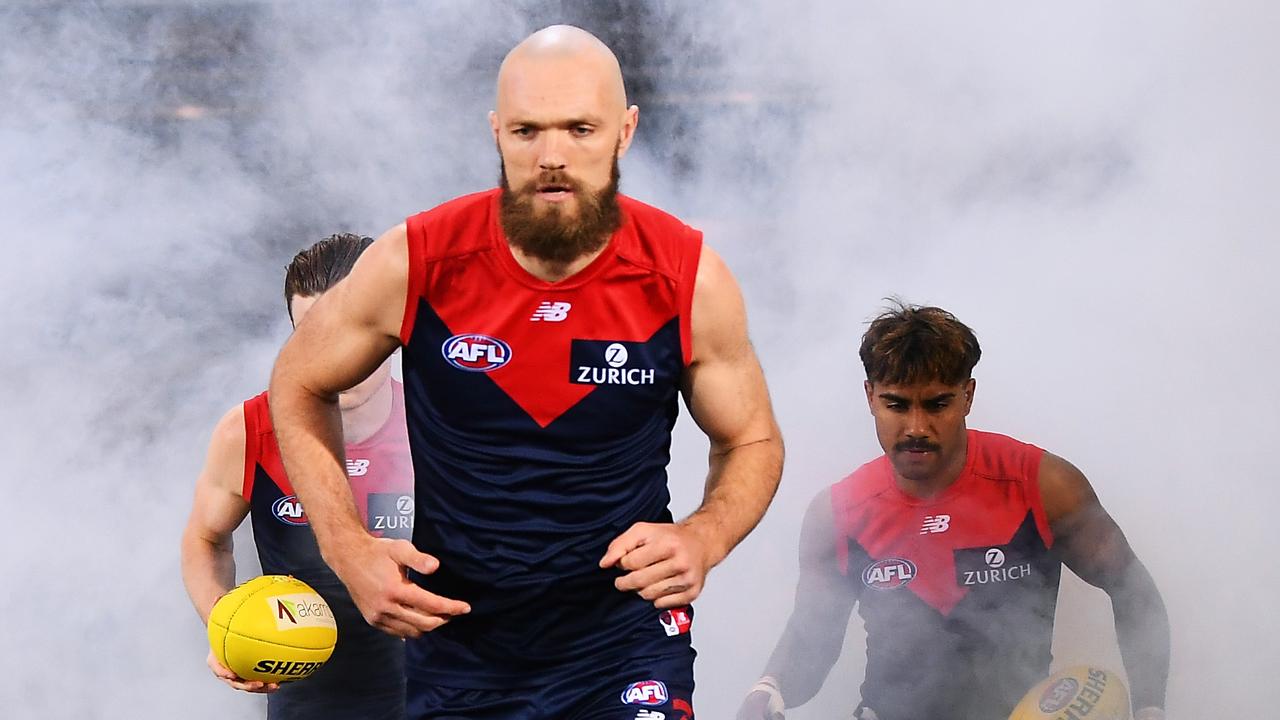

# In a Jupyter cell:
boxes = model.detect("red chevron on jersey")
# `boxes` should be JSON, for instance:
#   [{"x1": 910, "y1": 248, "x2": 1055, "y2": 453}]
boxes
[{"x1": 401, "y1": 189, "x2": 700, "y2": 428}]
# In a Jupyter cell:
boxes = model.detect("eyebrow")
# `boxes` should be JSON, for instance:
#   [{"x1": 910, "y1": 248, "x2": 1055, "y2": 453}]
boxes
[
  {"x1": 878, "y1": 392, "x2": 957, "y2": 404},
  {"x1": 508, "y1": 116, "x2": 602, "y2": 130}
]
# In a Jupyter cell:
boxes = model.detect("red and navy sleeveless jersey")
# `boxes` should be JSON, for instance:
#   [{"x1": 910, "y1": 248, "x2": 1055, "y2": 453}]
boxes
[
  {"x1": 398, "y1": 189, "x2": 702, "y2": 686},
  {"x1": 243, "y1": 382, "x2": 413, "y2": 711},
  {"x1": 832, "y1": 430, "x2": 1061, "y2": 720}
]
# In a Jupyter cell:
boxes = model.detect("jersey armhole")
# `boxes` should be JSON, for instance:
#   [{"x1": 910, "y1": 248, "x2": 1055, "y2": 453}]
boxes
[
  {"x1": 399, "y1": 215, "x2": 427, "y2": 346},
  {"x1": 240, "y1": 400, "x2": 259, "y2": 502},
  {"x1": 677, "y1": 228, "x2": 704, "y2": 366},
  {"x1": 1025, "y1": 448, "x2": 1055, "y2": 549}
]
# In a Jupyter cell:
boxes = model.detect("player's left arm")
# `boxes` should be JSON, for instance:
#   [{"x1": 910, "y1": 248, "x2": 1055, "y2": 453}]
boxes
[
  {"x1": 603, "y1": 244, "x2": 784, "y2": 609},
  {"x1": 1040, "y1": 452, "x2": 1171, "y2": 720}
]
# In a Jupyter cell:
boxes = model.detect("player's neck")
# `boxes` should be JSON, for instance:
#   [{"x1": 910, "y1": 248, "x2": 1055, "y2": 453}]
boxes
[
  {"x1": 508, "y1": 241, "x2": 609, "y2": 283},
  {"x1": 341, "y1": 379, "x2": 394, "y2": 445}
]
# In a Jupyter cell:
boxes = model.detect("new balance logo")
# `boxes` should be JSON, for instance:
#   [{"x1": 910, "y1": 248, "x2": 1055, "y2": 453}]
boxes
[
  {"x1": 346, "y1": 458, "x2": 369, "y2": 477},
  {"x1": 919, "y1": 514, "x2": 951, "y2": 534},
  {"x1": 530, "y1": 301, "x2": 571, "y2": 322}
]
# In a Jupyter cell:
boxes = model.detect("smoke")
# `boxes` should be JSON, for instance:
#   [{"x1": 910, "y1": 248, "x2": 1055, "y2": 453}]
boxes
[
  {"x1": 676, "y1": 3, "x2": 1280, "y2": 717},
  {"x1": 1, "y1": 1, "x2": 1275, "y2": 717}
]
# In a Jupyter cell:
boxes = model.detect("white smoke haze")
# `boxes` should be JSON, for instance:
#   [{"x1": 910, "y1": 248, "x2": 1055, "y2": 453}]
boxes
[{"x1": 1, "y1": 1, "x2": 1275, "y2": 717}]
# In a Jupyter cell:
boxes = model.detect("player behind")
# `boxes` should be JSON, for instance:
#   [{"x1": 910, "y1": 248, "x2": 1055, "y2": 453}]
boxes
[
  {"x1": 737, "y1": 302, "x2": 1170, "y2": 720},
  {"x1": 181, "y1": 233, "x2": 413, "y2": 720},
  {"x1": 267, "y1": 25, "x2": 784, "y2": 720}
]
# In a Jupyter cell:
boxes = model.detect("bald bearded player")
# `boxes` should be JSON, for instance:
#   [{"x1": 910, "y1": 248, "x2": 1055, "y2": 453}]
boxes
[{"x1": 268, "y1": 26, "x2": 784, "y2": 720}]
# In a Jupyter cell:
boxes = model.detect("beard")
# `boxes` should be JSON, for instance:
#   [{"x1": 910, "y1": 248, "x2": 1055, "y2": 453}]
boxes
[{"x1": 499, "y1": 154, "x2": 622, "y2": 265}]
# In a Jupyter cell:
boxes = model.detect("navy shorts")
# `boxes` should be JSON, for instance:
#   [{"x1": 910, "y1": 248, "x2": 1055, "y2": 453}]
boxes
[
  {"x1": 405, "y1": 650, "x2": 694, "y2": 720},
  {"x1": 267, "y1": 681, "x2": 405, "y2": 720}
]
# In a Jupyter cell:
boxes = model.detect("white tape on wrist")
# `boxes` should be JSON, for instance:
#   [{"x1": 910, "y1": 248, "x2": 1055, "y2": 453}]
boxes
[{"x1": 750, "y1": 675, "x2": 786, "y2": 715}]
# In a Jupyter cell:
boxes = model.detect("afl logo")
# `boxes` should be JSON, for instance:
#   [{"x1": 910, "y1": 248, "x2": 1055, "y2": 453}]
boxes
[
  {"x1": 620, "y1": 680, "x2": 669, "y2": 706},
  {"x1": 1038, "y1": 677, "x2": 1080, "y2": 713},
  {"x1": 441, "y1": 333, "x2": 512, "y2": 372},
  {"x1": 271, "y1": 495, "x2": 309, "y2": 526},
  {"x1": 862, "y1": 558, "x2": 917, "y2": 590}
]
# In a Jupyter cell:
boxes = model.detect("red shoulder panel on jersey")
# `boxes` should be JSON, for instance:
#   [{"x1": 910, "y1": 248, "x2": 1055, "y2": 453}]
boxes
[
  {"x1": 614, "y1": 195, "x2": 703, "y2": 366},
  {"x1": 969, "y1": 430, "x2": 1052, "y2": 547},
  {"x1": 401, "y1": 190, "x2": 497, "y2": 345},
  {"x1": 241, "y1": 392, "x2": 269, "y2": 500},
  {"x1": 241, "y1": 391, "x2": 292, "y2": 500}
]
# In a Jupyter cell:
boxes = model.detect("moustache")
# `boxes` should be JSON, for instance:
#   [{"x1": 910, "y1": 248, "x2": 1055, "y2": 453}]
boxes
[
  {"x1": 518, "y1": 170, "x2": 585, "y2": 195},
  {"x1": 894, "y1": 439, "x2": 942, "y2": 453}
]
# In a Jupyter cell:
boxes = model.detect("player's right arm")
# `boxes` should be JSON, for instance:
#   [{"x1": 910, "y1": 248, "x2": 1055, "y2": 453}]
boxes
[
  {"x1": 180, "y1": 405, "x2": 250, "y2": 622},
  {"x1": 736, "y1": 488, "x2": 859, "y2": 720},
  {"x1": 268, "y1": 224, "x2": 469, "y2": 638},
  {"x1": 179, "y1": 404, "x2": 278, "y2": 693}
]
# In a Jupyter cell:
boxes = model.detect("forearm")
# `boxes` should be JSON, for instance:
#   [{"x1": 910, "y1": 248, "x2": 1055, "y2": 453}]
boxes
[
  {"x1": 269, "y1": 371, "x2": 367, "y2": 568},
  {"x1": 761, "y1": 612, "x2": 844, "y2": 707},
  {"x1": 181, "y1": 530, "x2": 236, "y2": 623},
  {"x1": 1110, "y1": 560, "x2": 1170, "y2": 711},
  {"x1": 683, "y1": 435, "x2": 783, "y2": 565}
]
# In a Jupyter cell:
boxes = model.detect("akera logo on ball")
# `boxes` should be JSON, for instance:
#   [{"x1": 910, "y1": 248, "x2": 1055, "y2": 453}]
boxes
[
  {"x1": 620, "y1": 680, "x2": 669, "y2": 706},
  {"x1": 271, "y1": 495, "x2": 308, "y2": 526},
  {"x1": 862, "y1": 558, "x2": 917, "y2": 590},
  {"x1": 270, "y1": 593, "x2": 337, "y2": 632},
  {"x1": 1038, "y1": 676, "x2": 1080, "y2": 713},
  {"x1": 441, "y1": 333, "x2": 512, "y2": 372}
]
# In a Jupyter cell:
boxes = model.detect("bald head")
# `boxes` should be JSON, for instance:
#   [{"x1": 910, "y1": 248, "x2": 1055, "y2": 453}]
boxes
[
  {"x1": 489, "y1": 25, "x2": 639, "y2": 240},
  {"x1": 497, "y1": 25, "x2": 628, "y2": 113}
]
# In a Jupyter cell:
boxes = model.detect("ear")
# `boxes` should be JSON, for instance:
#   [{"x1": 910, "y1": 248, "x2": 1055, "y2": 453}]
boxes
[
  {"x1": 616, "y1": 104, "x2": 640, "y2": 158},
  {"x1": 864, "y1": 380, "x2": 875, "y2": 414},
  {"x1": 488, "y1": 110, "x2": 500, "y2": 143},
  {"x1": 963, "y1": 378, "x2": 976, "y2": 415}
]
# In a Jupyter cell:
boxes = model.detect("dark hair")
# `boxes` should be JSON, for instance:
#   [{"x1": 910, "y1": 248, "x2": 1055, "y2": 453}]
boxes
[
  {"x1": 283, "y1": 233, "x2": 374, "y2": 321},
  {"x1": 859, "y1": 300, "x2": 981, "y2": 386}
]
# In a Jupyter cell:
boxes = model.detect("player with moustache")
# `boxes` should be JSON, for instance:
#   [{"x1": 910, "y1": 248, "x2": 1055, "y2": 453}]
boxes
[
  {"x1": 736, "y1": 303, "x2": 1170, "y2": 720},
  {"x1": 268, "y1": 25, "x2": 784, "y2": 720},
  {"x1": 182, "y1": 234, "x2": 413, "y2": 719}
]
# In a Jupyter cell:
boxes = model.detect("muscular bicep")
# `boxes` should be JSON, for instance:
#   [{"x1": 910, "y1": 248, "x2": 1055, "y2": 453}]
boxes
[
  {"x1": 276, "y1": 224, "x2": 408, "y2": 398},
  {"x1": 1041, "y1": 453, "x2": 1137, "y2": 590},
  {"x1": 681, "y1": 245, "x2": 778, "y2": 452},
  {"x1": 185, "y1": 406, "x2": 251, "y2": 543}
]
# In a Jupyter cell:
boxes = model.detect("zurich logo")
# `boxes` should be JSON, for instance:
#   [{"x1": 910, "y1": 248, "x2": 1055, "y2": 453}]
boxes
[
  {"x1": 441, "y1": 333, "x2": 512, "y2": 372},
  {"x1": 605, "y1": 342, "x2": 629, "y2": 367}
]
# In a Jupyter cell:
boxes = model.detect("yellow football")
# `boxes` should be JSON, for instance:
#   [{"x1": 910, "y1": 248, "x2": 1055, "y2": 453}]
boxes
[
  {"x1": 1008, "y1": 665, "x2": 1130, "y2": 720},
  {"x1": 207, "y1": 575, "x2": 337, "y2": 683}
]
